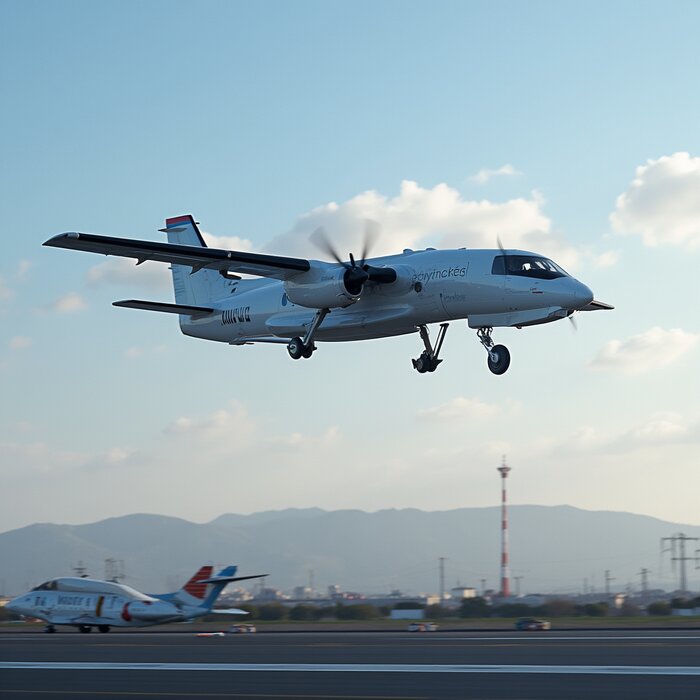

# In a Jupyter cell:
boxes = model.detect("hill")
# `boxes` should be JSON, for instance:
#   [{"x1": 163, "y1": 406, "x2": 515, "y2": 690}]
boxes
[{"x1": 1, "y1": 506, "x2": 697, "y2": 596}]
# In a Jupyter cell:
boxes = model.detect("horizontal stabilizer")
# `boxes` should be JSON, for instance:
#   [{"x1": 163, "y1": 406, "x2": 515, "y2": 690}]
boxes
[
  {"x1": 579, "y1": 300, "x2": 615, "y2": 311},
  {"x1": 200, "y1": 573, "x2": 268, "y2": 585},
  {"x1": 113, "y1": 300, "x2": 214, "y2": 317}
]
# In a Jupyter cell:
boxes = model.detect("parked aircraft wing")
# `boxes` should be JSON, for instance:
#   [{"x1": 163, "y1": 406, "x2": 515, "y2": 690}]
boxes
[
  {"x1": 113, "y1": 300, "x2": 214, "y2": 317},
  {"x1": 44, "y1": 232, "x2": 311, "y2": 281},
  {"x1": 209, "y1": 608, "x2": 251, "y2": 615}
]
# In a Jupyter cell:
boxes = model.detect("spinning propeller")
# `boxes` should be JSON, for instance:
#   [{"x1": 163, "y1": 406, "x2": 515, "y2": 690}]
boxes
[{"x1": 310, "y1": 220, "x2": 396, "y2": 293}]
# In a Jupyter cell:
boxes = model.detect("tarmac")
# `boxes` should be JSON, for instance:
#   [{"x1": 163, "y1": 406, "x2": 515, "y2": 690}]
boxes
[{"x1": 2, "y1": 628, "x2": 700, "y2": 699}]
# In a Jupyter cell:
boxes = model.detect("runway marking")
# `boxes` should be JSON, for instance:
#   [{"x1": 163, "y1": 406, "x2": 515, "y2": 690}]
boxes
[
  {"x1": 0, "y1": 692, "x2": 425, "y2": 699},
  {"x1": 3, "y1": 662, "x2": 700, "y2": 675}
]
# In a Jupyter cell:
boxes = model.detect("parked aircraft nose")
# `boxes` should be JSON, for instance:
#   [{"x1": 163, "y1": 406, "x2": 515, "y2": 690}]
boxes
[{"x1": 5, "y1": 598, "x2": 21, "y2": 613}]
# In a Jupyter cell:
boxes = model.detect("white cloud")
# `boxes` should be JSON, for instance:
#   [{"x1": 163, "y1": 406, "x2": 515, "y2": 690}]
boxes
[
  {"x1": 418, "y1": 396, "x2": 500, "y2": 421},
  {"x1": 263, "y1": 180, "x2": 579, "y2": 267},
  {"x1": 611, "y1": 152, "x2": 700, "y2": 248},
  {"x1": 87, "y1": 258, "x2": 171, "y2": 292},
  {"x1": 631, "y1": 413, "x2": 691, "y2": 443},
  {"x1": 45, "y1": 292, "x2": 87, "y2": 313},
  {"x1": 588, "y1": 327, "x2": 698, "y2": 374},
  {"x1": 164, "y1": 401, "x2": 256, "y2": 444},
  {"x1": 593, "y1": 250, "x2": 619, "y2": 268},
  {"x1": 9, "y1": 336, "x2": 32, "y2": 350},
  {"x1": 202, "y1": 233, "x2": 253, "y2": 251},
  {"x1": 469, "y1": 164, "x2": 521, "y2": 184},
  {"x1": 0, "y1": 275, "x2": 14, "y2": 303},
  {"x1": 16, "y1": 260, "x2": 32, "y2": 279}
]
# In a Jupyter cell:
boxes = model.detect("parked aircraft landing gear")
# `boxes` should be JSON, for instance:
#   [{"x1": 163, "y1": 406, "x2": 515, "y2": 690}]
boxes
[
  {"x1": 44, "y1": 625, "x2": 56, "y2": 634},
  {"x1": 79, "y1": 625, "x2": 92, "y2": 633},
  {"x1": 98, "y1": 625, "x2": 111, "y2": 633},
  {"x1": 477, "y1": 327, "x2": 511, "y2": 375},
  {"x1": 412, "y1": 323, "x2": 448, "y2": 374}
]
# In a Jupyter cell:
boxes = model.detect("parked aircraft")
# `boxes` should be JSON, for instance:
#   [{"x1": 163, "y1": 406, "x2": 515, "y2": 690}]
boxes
[
  {"x1": 5, "y1": 564, "x2": 266, "y2": 633},
  {"x1": 44, "y1": 215, "x2": 613, "y2": 374}
]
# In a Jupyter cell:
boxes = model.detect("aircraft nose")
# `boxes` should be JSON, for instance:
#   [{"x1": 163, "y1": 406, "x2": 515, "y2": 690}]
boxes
[
  {"x1": 574, "y1": 282, "x2": 594, "y2": 308},
  {"x1": 5, "y1": 599, "x2": 19, "y2": 613}
]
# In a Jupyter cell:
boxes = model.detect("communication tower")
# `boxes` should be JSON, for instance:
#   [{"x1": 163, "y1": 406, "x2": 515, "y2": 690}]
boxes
[{"x1": 497, "y1": 456, "x2": 512, "y2": 597}]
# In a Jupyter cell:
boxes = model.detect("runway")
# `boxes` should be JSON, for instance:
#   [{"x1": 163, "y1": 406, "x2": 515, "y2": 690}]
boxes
[{"x1": 2, "y1": 629, "x2": 700, "y2": 699}]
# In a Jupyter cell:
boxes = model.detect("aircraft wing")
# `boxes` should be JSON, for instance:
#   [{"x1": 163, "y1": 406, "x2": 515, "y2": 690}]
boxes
[{"x1": 43, "y1": 232, "x2": 311, "y2": 281}]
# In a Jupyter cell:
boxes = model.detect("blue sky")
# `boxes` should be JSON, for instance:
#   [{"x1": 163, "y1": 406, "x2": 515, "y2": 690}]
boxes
[{"x1": 1, "y1": 0, "x2": 699, "y2": 534}]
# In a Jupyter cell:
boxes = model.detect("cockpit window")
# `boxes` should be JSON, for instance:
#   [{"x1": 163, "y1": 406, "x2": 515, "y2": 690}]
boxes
[
  {"x1": 31, "y1": 580, "x2": 56, "y2": 591},
  {"x1": 491, "y1": 255, "x2": 568, "y2": 279}
]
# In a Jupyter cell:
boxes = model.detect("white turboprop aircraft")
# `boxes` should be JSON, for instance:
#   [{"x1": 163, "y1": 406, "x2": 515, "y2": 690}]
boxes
[
  {"x1": 44, "y1": 214, "x2": 613, "y2": 374},
  {"x1": 5, "y1": 564, "x2": 266, "y2": 633}
]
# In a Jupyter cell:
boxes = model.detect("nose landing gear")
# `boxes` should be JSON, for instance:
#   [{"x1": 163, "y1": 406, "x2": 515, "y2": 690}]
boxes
[{"x1": 477, "y1": 327, "x2": 511, "y2": 375}]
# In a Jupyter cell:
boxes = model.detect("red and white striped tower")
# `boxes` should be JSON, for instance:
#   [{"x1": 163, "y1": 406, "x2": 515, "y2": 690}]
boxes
[{"x1": 497, "y1": 456, "x2": 512, "y2": 598}]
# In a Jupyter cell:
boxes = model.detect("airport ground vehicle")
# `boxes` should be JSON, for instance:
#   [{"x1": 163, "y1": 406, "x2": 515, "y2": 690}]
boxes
[{"x1": 515, "y1": 617, "x2": 551, "y2": 631}]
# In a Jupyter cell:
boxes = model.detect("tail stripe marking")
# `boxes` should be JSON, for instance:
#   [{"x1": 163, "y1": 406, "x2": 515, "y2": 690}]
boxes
[{"x1": 184, "y1": 566, "x2": 213, "y2": 600}]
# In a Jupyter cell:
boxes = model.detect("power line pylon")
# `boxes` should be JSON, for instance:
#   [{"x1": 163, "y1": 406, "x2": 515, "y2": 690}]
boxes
[{"x1": 661, "y1": 533, "x2": 700, "y2": 593}]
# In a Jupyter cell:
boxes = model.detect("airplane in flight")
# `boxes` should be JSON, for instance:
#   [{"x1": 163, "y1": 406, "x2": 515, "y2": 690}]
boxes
[
  {"x1": 5, "y1": 564, "x2": 266, "y2": 633},
  {"x1": 44, "y1": 214, "x2": 613, "y2": 374}
]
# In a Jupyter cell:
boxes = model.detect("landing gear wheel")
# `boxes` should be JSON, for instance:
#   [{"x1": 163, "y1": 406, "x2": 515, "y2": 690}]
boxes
[
  {"x1": 79, "y1": 625, "x2": 92, "y2": 633},
  {"x1": 287, "y1": 337, "x2": 304, "y2": 360},
  {"x1": 413, "y1": 353, "x2": 429, "y2": 374},
  {"x1": 44, "y1": 625, "x2": 56, "y2": 634},
  {"x1": 301, "y1": 343, "x2": 315, "y2": 359},
  {"x1": 98, "y1": 625, "x2": 110, "y2": 633},
  {"x1": 487, "y1": 344, "x2": 511, "y2": 375}
]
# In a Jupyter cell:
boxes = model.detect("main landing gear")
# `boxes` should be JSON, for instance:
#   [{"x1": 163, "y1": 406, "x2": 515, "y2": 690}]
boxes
[
  {"x1": 412, "y1": 323, "x2": 449, "y2": 374},
  {"x1": 477, "y1": 327, "x2": 511, "y2": 375},
  {"x1": 287, "y1": 308, "x2": 329, "y2": 361},
  {"x1": 78, "y1": 625, "x2": 92, "y2": 633},
  {"x1": 44, "y1": 624, "x2": 56, "y2": 633}
]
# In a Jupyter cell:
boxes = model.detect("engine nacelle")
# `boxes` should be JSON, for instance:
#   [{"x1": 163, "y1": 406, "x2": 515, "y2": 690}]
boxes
[
  {"x1": 376, "y1": 264, "x2": 416, "y2": 295},
  {"x1": 284, "y1": 264, "x2": 360, "y2": 309}
]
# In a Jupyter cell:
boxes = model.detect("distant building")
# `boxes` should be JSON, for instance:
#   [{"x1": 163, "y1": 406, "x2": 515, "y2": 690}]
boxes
[{"x1": 451, "y1": 586, "x2": 477, "y2": 599}]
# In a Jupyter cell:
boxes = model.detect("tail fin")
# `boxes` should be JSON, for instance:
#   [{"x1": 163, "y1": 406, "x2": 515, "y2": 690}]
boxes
[
  {"x1": 172, "y1": 565, "x2": 238, "y2": 609},
  {"x1": 163, "y1": 215, "x2": 238, "y2": 306}
]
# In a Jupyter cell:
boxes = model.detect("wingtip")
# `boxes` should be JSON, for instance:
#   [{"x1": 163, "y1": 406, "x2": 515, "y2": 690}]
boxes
[{"x1": 43, "y1": 232, "x2": 80, "y2": 247}]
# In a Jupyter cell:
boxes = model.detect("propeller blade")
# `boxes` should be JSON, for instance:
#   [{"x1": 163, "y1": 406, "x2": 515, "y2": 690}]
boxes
[
  {"x1": 310, "y1": 227, "x2": 348, "y2": 268},
  {"x1": 360, "y1": 219, "x2": 380, "y2": 267},
  {"x1": 497, "y1": 235, "x2": 509, "y2": 275}
]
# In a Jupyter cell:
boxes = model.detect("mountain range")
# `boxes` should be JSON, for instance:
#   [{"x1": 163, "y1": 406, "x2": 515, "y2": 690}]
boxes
[{"x1": 2, "y1": 506, "x2": 698, "y2": 597}]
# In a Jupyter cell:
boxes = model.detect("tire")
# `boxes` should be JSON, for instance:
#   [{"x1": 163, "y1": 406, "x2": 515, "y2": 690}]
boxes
[
  {"x1": 414, "y1": 355, "x2": 428, "y2": 373},
  {"x1": 287, "y1": 337, "x2": 304, "y2": 360},
  {"x1": 98, "y1": 625, "x2": 110, "y2": 633},
  {"x1": 487, "y1": 344, "x2": 511, "y2": 375},
  {"x1": 302, "y1": 344, "x2": 314, "y2": 359}
]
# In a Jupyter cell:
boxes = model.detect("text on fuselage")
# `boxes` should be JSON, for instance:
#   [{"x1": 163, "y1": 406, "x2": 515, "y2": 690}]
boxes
[
  {"x1": 414, "y1": 267, "x2": 466, "y2": 283},
  {"x1": 222, "y1": 307, "x2": 251, "y2": 324}
]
